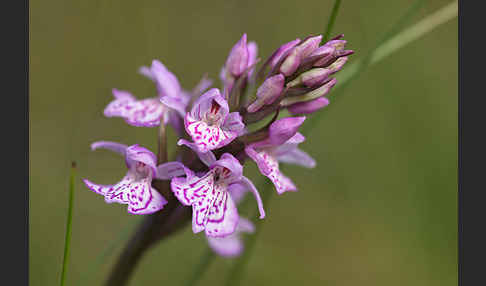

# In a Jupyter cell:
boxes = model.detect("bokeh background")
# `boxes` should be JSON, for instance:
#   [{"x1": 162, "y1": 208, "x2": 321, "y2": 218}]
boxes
[{"x1": 30, "y1": 0, "x2": 457, "y2": 285}]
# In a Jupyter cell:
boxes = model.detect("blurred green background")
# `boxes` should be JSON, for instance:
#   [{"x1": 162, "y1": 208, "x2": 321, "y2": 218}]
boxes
[{"x1": 30, "y1": 0, "x2": 457, "y2": 285}]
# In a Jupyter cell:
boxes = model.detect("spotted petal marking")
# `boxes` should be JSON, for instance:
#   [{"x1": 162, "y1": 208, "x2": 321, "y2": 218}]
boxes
[
  {"x1": 171, "y1": 171, "x2": 238, "y2": 237},
  {"x1": 171, "y1": 171, "x2": 214, "y2": 233},
  {"x1": 124, "y1": 98, "x2": 166, "y2": 127},
  {"x1": 104, "y1": 92, "x2": 165, "y2": 127},
  {"x1": 185, "y1": 113, "x2": 236, "y2": 153},
  {"x1": 205, "y1": 184, "x2": 239, "y2": 237},
  {"x1": 84, "y1": 179, "x2": 117, "y2": 198},
  {"x1": 83, "y1": 175, "x2": 167, "y2": 215},
  {"x1": 104, "y1": 90, "x2": 136, "y2": 118},
  {"x1": 248, "y1": 149, "x2": 297, "y2": 194}
]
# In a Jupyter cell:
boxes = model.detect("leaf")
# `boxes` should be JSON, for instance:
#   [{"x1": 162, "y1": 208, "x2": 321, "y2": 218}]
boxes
[{"x1": 60, "y1": 162, "x2": 76, "y2": 286}]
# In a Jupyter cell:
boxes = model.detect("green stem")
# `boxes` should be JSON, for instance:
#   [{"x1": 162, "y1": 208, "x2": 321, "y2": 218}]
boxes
[
  {"x1": 323, "y1": 0, "x2": 342, "y2": 42},
  {"x1": 60, "y1": 162, "x2": 76, "y2": 286},
  {"x1": 184, "y1": 248, "x2": 215, "y2": 286},
  {"x1": 158, "y1": 118, "x2": 168, "y2": 165}
]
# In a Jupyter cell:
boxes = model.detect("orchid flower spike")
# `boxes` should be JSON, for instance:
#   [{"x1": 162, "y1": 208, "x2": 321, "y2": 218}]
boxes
[
  {"x1": 83, "y1": 142, "x2": 168, "y2": 215},
  {"x1": 184, "y1": 88, "x2": 245, "y2": 153},
  {"x1": 245, "y1": 117, "x2": 316, "y2": 194},
  {"x1": 158, "y1": 151, "x2": 265, "y2": 237},
  {"x1": 206, "y1": 217, "x2": 255, "y2": 257}
]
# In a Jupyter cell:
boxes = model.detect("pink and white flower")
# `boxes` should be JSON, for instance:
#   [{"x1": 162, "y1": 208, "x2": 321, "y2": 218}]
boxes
[
  {"x1": 104, "y1": 60, "x2": 211, "y2": 132},
  {"x1": 158, "y1": 152, "x2": 265, "y2": 237},
  {"x1": 184, "y1": 88, "x2": 245, "y2": 153},
  {"x1": 245, "y1": 117, "x2": 316, "y2": 194},
  {"x1": 83, "y1": 141, "x2": 168, "y2": 215}
]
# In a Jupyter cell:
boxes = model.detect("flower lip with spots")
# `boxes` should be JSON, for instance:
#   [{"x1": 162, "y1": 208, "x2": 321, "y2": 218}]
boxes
[
  {"x1": 245, "y1": 117, "x2": 316, "y2": 195},
  {"x1": 158, "y1": 152, "x2": 265, "y2": 238},
  {"x1": 184, "y1": 88, "x2": 245, "y2": 153},
  {"x1": 83, "y1": 141, "x2": 168, "y2": 215}
]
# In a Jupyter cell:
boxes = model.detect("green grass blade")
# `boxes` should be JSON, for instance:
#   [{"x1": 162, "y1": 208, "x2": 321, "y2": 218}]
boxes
[
  {"x1": 323, "y1": 0, "x2": 342, "y2": 42},
  {"x1": 370, "y1": 0, "x2": 457, "y2": 64},
  {"x1": 60, "y1": 162, "x2": 76, "y2": 286}
]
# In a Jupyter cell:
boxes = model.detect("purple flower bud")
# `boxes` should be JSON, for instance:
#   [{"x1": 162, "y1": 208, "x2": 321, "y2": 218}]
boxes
[
  {"x1": 280, "y1": 78, "x2": 337, "y2": 107},
  {"x1": 287, "y1": 97, "x2": 330, "y2": 115},
  {"x1": 286, "y1": 68, "x2": 332, "y2": 88},
  {"x1": 309, "y1": 45, "x2": 335, "y2": 59},
  {"x1": 328, "y1": 56, "x2": 348, "y2": 74},
  {"x1": 297, "y1": 35, "x2": 323, "y2": 58},
  {"x1": 247, "y1": 41, "x2": 258, "y2": 77},
  {"x1": 247, "y1": 74, "x2": 285, "y2": 113},
  {"x1": 269, "y1": 38, "x2": 301, "y2": 69},
  {"x1": 330, "y1": 33, "x2": 345, "y2": 40},
  {"x1": 326, "y1": 39, "x2": 347, "y2": 50},
  {"x1": 225, "y1": 34, "x2": 249, "y2": 77},
  {"x1": 280, "y1": 35, "x2": 322, "y2": 76},
  {"x1": 279, "y1": 47, "x2": 301, "y2": 76},
  {"x1": 269, "y1": 116, "x2": 306, "y2": 145},
  {"x1": 313, "y1": 40, "x2": 352, "y2": 67},
  {"x1": 262, "y1": 116, "x2": 306, "y2": 146}
]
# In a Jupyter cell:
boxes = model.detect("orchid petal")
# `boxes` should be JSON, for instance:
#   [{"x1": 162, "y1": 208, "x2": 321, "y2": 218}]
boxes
[
  {"x1": 124, "y1": 98, "x2": 165, "y2": 127},
  {"x1": 185, "y1": 113, "x2": 238, "y2": 153},
  {"x1": 252, "y1": 116, "x2": 306, "y2": 148},
  {"x1": 206, "y1": 217, "x2": 254, "y2": 257},
  {"x1": 157, "y1": 161, "x2": 194, "y2": 180},
  {"x1": 204, "y1": 186, "x2": 239, "y2": 237},
  {"x1": 125, "y1": 144, "x2": 157, "y2": 175},
  {"x1": 245, "y1": 147, "x2": 297, "y2": 195},
  {"x1": 160, "y1": 95, "x2": 188, "y2": 117},
  {"x1": 83, "y1": 174, "x2": 167, "y2": 215},
  {"x1": 192, "y1": 76, "x2": 214, "y2": 97},
  {"x1": 104, "y1": 88, "x2": 165, "y2": 127},
  {"x1": 240, "y1": 176, "x2": 266, "y2": 218},
  {"x1": 171, "y1": 171, "x2": 213, "y2": 207},
  {"x1": 171, "y1": 171, "x2": 215, "y2": 233},
  {"x1": 210, "y1": 153, "x2": 243, "y2": 184},
  {"x1": 237, "y1": 217, "x2": 255, "y2": 233},
  {"x1": 147, "y1": 59, "x2": 181, "y2": 99},
  {"x1": 103, "y1": 89, "x2": 136, "y2": 118},
  {"x1": 222, "y1": 112, "x2": 245, "y2": 135},
  {"x1": 207, "y1": 232, "x2": 244, "y2": 257},
  {"x1": 190, "y1": 88, "x2": 229, "y2": 121},
  {"x1": 185, "y1": 90, "x2": 238, "y2": 152},
  {"x1": 90, "y1": 141, "x2": 128, "y2": 156},
  {"x1": 228, "y1": 182, "x2": 248, "y2": 204},
  {"x1": 277, "y1": 148, "x2": 316, "y2": 168}
]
